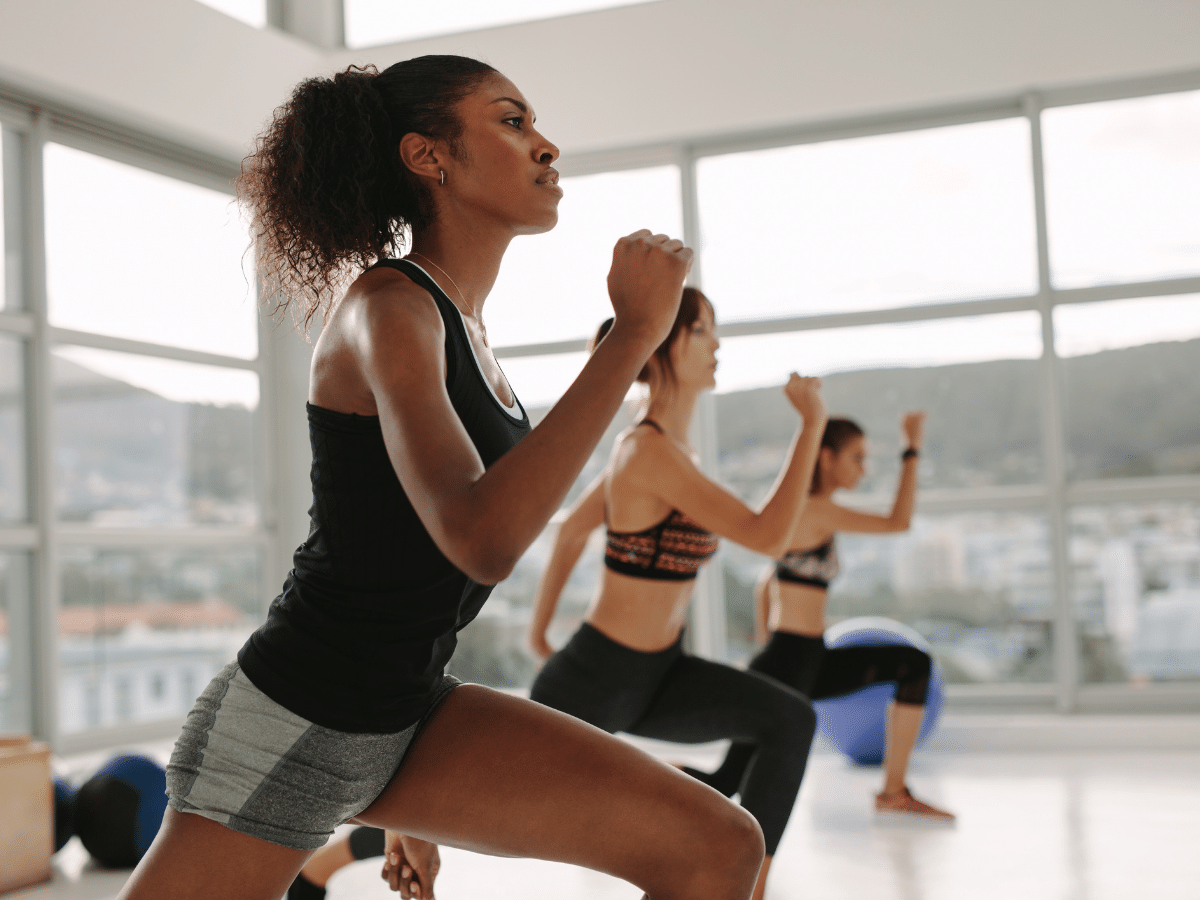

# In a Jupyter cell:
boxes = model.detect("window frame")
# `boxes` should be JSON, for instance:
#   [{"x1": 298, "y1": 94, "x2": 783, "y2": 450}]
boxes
[{"x1": 0, "y1": 89, "x2": 280, "y2": 753}]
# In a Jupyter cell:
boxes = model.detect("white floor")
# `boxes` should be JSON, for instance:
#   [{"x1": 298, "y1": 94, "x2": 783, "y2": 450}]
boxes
[{"x1": 14, "y1": 741, "x2": 1200, "y2": 900}]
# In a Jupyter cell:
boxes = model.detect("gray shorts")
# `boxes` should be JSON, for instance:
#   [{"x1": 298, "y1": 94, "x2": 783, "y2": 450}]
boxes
[{"x1": 166, "y1": 661, "x2": 459, "y2": 850}]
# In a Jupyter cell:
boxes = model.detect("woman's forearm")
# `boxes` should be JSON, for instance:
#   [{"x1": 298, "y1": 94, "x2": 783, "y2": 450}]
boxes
[
  {"x1": 528, "y1": 523, "x2": 592, "y2": 656},
  {"x1": 745, "y1": 416, "x2": 825, "y2": 557},
  {"x1": 889, "y1": 456, "x2": 919, "y2": 529}
]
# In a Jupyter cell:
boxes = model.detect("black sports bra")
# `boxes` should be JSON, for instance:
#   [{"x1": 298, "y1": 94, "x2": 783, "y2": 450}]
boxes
[
  {"x1": 775, "y1": 537, "x2": 840, "y2": 589},
  {"x1": 603, "y1": 421, "x2": 719, "y2": 582}
]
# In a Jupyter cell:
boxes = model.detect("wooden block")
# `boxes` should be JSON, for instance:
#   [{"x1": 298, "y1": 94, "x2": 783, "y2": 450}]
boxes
[{"x1": 0, "y1": 735, "x2": 53, "y2": 895}]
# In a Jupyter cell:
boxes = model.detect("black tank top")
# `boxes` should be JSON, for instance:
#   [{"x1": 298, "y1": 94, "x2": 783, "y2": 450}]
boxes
[{"x1": 237, "y1": 259, "x2": 530, "y2": 733}]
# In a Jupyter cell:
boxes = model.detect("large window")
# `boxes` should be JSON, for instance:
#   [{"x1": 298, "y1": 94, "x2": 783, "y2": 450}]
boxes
[
  {"x1": 713, "y1": 312, "x2": 1048, "y2": 671},
  {"x1": 4, "y1": 76, "x2": 1199, "y2": 740},
  {"x1": 696, "y1": 118, "x2": 1037, "y2": 321},
  {"x1": 43, "y1": 144, "x2": 257, "y2": 359},
  {"x1": 487, "y1": 165, "x2": 682, "y2": 347},
  {"x1": 483, "y1": 83, "x2": 1200, "y2": 710},
  {"x1": 1055, "y1": 294, "x2": 1200, "y2": 480},
  {"x1": 57, "y1": 546, "x2": 260, "y2": 735},
  {"x1": 0, "y1": 111, "x2": 263, "y2": 745},
  {"x1": 713, "y1": 312, "x2": 1044, "y2": 493},
  {"x1": 52, "y1": 347, "x2": 258, "y2": 527},
  {"x1": 1042, "y1": 90, "x2": 1200, "y2": 289},
  {"x1": 1070, "y1": 502, "x2": 1200, "y2": 684}
]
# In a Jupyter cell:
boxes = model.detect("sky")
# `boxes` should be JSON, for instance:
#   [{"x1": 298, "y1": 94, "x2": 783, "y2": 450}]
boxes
[{"x1": 23, "y1": 88, "x2": 1200, "y2": 411}]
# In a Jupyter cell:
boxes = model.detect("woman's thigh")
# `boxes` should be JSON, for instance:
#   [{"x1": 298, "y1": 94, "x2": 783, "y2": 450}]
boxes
[
  {"x1": 117, "y1": 808, "x2": 311, "y2": 900},
  {"x1": 627, "y1": 655, "x2": 812, "y2": 747},
  {"x1": 356, "y1": 684, "x2": 764, "y2": 894}
]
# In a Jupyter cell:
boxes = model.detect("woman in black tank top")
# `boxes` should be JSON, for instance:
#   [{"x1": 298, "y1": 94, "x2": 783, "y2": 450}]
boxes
[
  {"x1": 117, "y1": 56, "x2": 781, "y2": 900},
  {"x1": 527, "y1": 291, "x2": 829, "y2": 900}
]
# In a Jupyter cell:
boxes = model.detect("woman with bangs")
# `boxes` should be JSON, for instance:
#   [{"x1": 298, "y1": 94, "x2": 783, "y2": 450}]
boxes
[{"x1": 529, "y1": 287, "x2": 827, "y2": 900}]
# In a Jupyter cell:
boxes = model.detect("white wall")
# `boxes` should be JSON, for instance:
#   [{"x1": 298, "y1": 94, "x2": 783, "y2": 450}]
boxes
[
  {"x1": 3, "y1": 0, "x2": 1200, "y2": 161},
  {"x1": 0, "y1": 0, "x2": 320, "y2": 158}
]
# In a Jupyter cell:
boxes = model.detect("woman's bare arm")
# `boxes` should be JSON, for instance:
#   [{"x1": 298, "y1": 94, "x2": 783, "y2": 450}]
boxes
[
  {"x1": 619, "y1": 376, "x2": 826, "y2": 559},
  {"x1": 361, "y1": 233, "x2": 690, "y2": 584},
  {"x1": 754, "y1": 567, "x2": 775, "y2": 645},
  {"x1": 810, "y1": 411, "x2": 924, "y2": 536},
  {"x1": 526, "y1": 476, "x2": 606, "y2": 661}
]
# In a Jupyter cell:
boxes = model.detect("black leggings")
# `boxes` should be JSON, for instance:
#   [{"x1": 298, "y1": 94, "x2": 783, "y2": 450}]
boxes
[
  {"x1": 529, "y1": 622, "x2": 816, "y2": 855},
  {"x1": 687, "y1": 631, "x2": 931, "y2": 798}
]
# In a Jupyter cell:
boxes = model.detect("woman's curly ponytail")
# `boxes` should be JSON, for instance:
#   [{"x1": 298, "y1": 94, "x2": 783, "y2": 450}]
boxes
[{"x1": 238, "y1": 55, "x2": 499, "y2": 328}]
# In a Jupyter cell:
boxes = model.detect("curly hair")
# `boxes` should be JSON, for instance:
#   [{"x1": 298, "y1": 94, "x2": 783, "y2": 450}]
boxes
[{"x1": 238, "y1": 55, "x2": 500, "y2": 329}]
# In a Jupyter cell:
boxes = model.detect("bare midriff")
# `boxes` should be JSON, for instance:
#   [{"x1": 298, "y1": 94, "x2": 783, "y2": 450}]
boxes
[
  {"x1": 769, "y1": 580, "x2": 828, "y2": 638},
  {"x1": 584, "y1": 568, "x2": 696, "y2": 652}
]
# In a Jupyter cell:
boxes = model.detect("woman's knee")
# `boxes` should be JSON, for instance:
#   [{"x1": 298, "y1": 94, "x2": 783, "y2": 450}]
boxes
[{"x1": 674, "y1": 800, "x2": 764, "y2": 892}]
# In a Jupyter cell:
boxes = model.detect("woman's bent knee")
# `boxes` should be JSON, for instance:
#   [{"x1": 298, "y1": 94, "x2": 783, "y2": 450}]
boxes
[{"x1": 674, "y1": 797, "x2": 764, "y2": 893}]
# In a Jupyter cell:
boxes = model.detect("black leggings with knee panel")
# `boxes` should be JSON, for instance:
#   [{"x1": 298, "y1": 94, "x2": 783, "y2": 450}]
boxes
[
  {"x1": 685, "y1": 631, "x2": 931, "y2": 798},
  {"x1": 529, "y1": 622, "x2": 816, "y2": 855}
]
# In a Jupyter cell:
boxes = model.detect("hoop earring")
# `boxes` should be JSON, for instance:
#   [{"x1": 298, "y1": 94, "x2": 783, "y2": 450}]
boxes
[{"x1": 439, "y1": 170, "x2": 445, "y2": 186}]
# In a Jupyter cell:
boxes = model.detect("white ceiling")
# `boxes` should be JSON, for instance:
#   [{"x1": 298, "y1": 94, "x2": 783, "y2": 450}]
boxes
[{"x1": 2, "y1": 0, "x2": 1199, "y2": 163}]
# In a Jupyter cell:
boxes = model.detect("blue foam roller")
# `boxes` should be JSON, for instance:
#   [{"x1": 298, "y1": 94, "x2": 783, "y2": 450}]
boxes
[{"x1": 812, "y1": 616, "x2": 944, "y2": 765}]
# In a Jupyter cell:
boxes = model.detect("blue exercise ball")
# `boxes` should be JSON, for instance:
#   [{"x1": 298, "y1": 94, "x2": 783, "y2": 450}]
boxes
[
  {"x1": 812, "y1": 616, "x2": 944, "y2": 766},
  {"x1": 53, "y1": 776, "x2": 78, "y2": 853},
  {"x1": 75, "y1": 754, "x2": 168, "y2": 868}
]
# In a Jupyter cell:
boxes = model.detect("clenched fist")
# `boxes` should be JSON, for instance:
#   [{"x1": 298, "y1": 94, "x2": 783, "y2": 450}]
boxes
[{"x1": 606, "y1": 230, "x2": 694, "y2": 350}]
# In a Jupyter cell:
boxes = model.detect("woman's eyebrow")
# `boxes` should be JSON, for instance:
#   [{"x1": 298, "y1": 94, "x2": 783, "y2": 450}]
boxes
[{"x1": 490, "y1": 96, "x2": 528, "y2": 113}]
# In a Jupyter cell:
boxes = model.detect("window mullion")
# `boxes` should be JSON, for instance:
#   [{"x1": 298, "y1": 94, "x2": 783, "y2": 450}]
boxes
[
  {"x1": 24, "y1": 110, "x2": 60, "y2": 744},
  {"x1": 1026, "y1": 92, "x2": 1077, "y2": 713}
]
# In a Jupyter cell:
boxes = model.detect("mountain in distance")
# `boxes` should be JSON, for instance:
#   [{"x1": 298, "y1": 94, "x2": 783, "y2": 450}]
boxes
[{"x1": 713, "y1": 336, "x2": 1200, "y2": 498}]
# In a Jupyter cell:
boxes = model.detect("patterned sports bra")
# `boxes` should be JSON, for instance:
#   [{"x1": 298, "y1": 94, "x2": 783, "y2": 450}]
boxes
[
  {"x1": 603, "y1": 421, "x2": 719, "y2": 582},
  {"x1": 775, "y1": 537, "x2": 840, "y2": 589}
]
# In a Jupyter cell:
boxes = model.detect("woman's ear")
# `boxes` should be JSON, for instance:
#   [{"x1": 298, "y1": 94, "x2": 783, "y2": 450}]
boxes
[
  {"x1": 398, "y1": 132, "x2": 444, "y2": 183},
  {"x1": 818, "y1": 446, "x2": 835, "y2": 475}
]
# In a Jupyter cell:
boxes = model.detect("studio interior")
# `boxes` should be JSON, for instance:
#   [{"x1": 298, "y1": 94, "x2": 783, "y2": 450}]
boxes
[{"x1": 0, "y1": 1, "x2": 1198, "y2": 898}]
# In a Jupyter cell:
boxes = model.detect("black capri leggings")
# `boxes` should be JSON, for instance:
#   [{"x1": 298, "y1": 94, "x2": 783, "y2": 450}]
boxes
[
  {"x1": 530, "y1": 622, "x2": 816, "y2": 855},
  {"x1": 686, "y1": 631, "x2": 932, "y2": 798}
]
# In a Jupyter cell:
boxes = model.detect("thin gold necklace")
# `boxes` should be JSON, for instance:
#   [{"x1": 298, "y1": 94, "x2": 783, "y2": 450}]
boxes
[
  {"x1": 408, "y1": 252, "x2": 466, "y2": 308},
  {"x1": 406, "y1": 251, "x2": 488, "y2": 345}
]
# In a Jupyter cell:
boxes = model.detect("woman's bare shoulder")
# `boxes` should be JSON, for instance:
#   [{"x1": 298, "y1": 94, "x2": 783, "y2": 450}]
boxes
[{"x1": 612, "y1": 422, "x2": 684, "y2": 472}]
